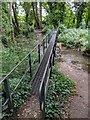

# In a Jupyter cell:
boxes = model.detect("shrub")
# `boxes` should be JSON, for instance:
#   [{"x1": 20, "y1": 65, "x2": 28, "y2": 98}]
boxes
[{"x1": 58, "y1": 27, "x2": 89, "y2": 55}]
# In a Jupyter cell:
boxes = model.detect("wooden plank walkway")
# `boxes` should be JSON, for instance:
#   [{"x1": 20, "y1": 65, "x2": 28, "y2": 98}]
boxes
[
  {"x1": 30, "y1": 30, "x2": 57, "y2": 96},
  {"x1": 16, "y1": 30, "x2": 58, "y2": 119}
]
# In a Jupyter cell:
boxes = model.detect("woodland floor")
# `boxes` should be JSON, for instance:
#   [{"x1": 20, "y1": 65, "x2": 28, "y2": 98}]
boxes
[
  {"x1": 57, "y1": 59, "x2": 89, "y2": 118},
  {"x1": 16, "y1": 30, "x2": 43, "y2": 119},
  {"x1": 16, "y1": 96, "x2": 42, "y2": 119}
]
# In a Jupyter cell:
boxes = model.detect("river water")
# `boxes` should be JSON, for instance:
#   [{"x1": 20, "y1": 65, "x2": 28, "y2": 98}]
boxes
[{"x1": 62, "y1": 48, "x2": 90, "y2": 73}]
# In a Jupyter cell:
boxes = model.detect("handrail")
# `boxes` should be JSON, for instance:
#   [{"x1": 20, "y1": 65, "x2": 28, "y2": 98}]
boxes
[
  {"x1": 1, "y1": 29, "x2": 53, "y2": 119},
  {"x1": 0, "y1": 44, "x2": 38, "y2": 84},
  {"x1": 0, "y1": 30, "x2": 52, "y2": 84},
  {"x1": 39, "y1": 38, "x2": 55, "y2": 97},
  {"x1": 39, "y1": 30, "x2": 58, "y2": 111}
]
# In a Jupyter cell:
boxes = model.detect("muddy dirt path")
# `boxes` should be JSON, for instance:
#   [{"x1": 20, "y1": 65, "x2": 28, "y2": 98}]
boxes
[
  {"x1": 58, "y1": 61, "x2": 89, "y2": 118},
  {"x1": 16, "y1": 96, "x2": 42, "y2": 119},
  {"x1": 56, "y1": 46, "x2": 89, "y2": 118}
]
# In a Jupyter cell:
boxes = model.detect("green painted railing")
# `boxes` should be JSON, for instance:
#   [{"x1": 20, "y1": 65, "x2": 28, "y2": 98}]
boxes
[{"x1": 0, "y1": 30, "x2": 52, "y2": 119}]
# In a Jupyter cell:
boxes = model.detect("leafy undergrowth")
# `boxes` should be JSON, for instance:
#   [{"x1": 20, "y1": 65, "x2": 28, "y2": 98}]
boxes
[
  {"x1": 2, "y1": 32, "x2": 39, "y2": 115},
  {"x1": 45, "y1": 66, "x2": 76, "y2": 119},
  {"x1": 12, "y1": 79, "x2": 30, "y2": 108},
  {"x1": 2, "y1": 32, "x2": 37, "y2": 77},
  {"x1": 58, "y1": 24, "x2": 90, "y2": 56}
]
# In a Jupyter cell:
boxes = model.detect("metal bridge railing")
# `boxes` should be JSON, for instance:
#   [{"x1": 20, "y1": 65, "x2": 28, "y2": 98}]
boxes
[
  {"x1": 39, "y1": 30, "x2": 58, "y2": 114},
  {"x1": 0, "y1": 30, "x2": 52, "y2": 119}
]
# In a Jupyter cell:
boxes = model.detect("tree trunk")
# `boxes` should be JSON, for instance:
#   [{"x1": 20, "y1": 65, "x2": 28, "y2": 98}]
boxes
[
  {"x1": 9, "y1": 2, "x2": 16, "y2": 45},
  {"x1": 32, "y1": 2, "x2": 40, "y2": 29},
  {"x1": 39, "y1": 2, "x2": 42, "y2": 29},
  {"x1": 60, "y1": 3, "x2": 65, "y2": 23},
  {"x1": 76, "y1": 3, "x2": 86, "y2": 28},
  {"x1": 12, "y1": 3, "x2": 19, "y2": 34}
]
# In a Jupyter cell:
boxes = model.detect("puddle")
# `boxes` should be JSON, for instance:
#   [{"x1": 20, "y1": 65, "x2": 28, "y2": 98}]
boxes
[{"x1": 62, "y1": 48, "x2": 90, "y2": 73}]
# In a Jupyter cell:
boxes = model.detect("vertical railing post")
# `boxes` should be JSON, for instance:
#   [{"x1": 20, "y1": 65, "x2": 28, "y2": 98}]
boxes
[
  {"x1": 52, "y1": 54, "x2": 54, "y2": 66},
  {"x1": 47, "y1": 33, "x2": 49, "y2": 43},
  {"x1": 29, "y1": 54, "x2": 32, "y2": 78},
  {"x1": 54, "y1": 36, "x2": 57, "y2": 57},
  {"x1": 47, "y1": 34, "x2": 48, "y2": 44},
  {"x1": 49, "y1": 55, "x2": 52, "y2": 78},
  {"x1": 48, "y1": 33, "x2": 50, "y2": 43},
  {"x1": 46, "y1": 36, "x2": 47, "y2": 48},
  {"x1": 52, "y1": 47, "x2": 55, "y2": 66},
  {"x1": 42, "y1": 89, "x2": 45, "y2": 119},
  {"x1": 43, "y1": 40, "x2": 45, "y2": 54},
  {"x1": 40, "y1": 82, "x2": 45, "y2": 119},
  {"x1": 38, "y1": 44, "x2": 40, "y2": 63},
  {"x1": 49, "y1": 31, "x2": 51, "y2": 40},
  {"x1": 53, "y1": 43, "x2": 56, "y2": 57},
  {"x1": 4, "y1": 79, "x2": 13, "y2": 112}
]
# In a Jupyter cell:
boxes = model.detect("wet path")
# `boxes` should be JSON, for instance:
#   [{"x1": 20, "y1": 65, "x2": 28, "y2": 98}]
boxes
[
  {"x1": 58, "y1": 47, "x2": 89, "y2": 118},
  {"x1": 62, "y1": 48, "x2": 90, "y2": 72}
]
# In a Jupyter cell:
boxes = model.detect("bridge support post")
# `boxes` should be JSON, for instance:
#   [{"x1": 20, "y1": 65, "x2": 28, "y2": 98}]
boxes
[
  {"x1": 42, "y1": 110, "x2": 45, "y2": 120},
  {"x1": 29, "y1": 54, "x2": 32, "y2": 78}
]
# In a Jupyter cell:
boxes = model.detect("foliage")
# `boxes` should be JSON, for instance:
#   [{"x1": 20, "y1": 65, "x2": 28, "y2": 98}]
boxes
[
  {"x1": 58, "y1": 25, "x2": 89, "y2": 56},
  {"x1": 2, "y1": 77, "x2": 30, "y2": 115},
  {"x1": 2, "y1": 32, "x2": 37, "y2": 77},
  {"x1": 58, "y1": 24, "x2": 67, "y2": 33},
  {"x1": 1, "y1": 2, "x2": 90, "y2": 47},
  {"x1": 45, "y1": 66, "x2": 76, "y2": 119},
  {"x1": 12, "y1": 79, "x2": 30, "y2": 108},
  {"x1": 2, "y1": 3, "x2": 11, "y2": 46},
  {"x1": 1, "y1": 1, "x2": 90, "y2": 117},
  {"x1": 43, "y1": 24, "x2": 53, "y2": 31},
  {"x1": 2, "y1": 31, "x2": 40, "y2": 113}
]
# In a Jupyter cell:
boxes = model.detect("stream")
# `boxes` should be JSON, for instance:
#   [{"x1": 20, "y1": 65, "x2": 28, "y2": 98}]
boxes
[{"x1": 62, "y1": 48, "x2": 90, "y2": 73}]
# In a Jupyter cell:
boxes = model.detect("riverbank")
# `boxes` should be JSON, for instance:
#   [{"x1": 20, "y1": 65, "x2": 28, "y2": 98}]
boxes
[
  {"x1": 58, "y1": 61, "x2": 88, "y2": 118},
  {"x1": 56, "y1": 47, "x2": 89, "y2": 118}
]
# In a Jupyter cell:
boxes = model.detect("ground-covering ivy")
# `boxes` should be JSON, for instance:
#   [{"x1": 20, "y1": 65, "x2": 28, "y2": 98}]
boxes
[
  {"x1": 1, "y1": 32, "x2": 39, "y2": 116},
  {"x1": 45, "y1": 66, "x2": 76, "y2": 119},
  {"x1": 12, "y1": 79, "x2": 30, "y2": 108}
]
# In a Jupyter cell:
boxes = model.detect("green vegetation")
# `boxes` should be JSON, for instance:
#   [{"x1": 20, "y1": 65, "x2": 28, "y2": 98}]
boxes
[
  {"x1": 45, "y1": 66, "x2": 76, "y2": 119},
  {"x1": 2, "y1": 33, "x2": 41, "y2": 112},
  {"x1": 1, "y1": 2, "x2": 90, "y2": 58},
  {"x1": 58, "y1": 24, "x2": 90, "y2": 56},
  {"x1": 12, "y1": 79, "x2": 30, "y2": 108},
  {"x1": 2, "y1": 32, "x2": 37, "y2": 77},
  {"x1": 1, "y1": 1, "x2": 90, "y2": 118},
  {"x1": 1, "y1": 2, "x2": 90, "y2": 47}
]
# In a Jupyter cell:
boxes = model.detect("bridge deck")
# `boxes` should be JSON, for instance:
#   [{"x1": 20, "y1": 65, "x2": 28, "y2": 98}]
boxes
[
  {"x1": 30, "y1": 30, "x2": 57, "y2": 96},
  {"x1": 16, "y1": 30, "x2": 58, "y2": 119}
]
